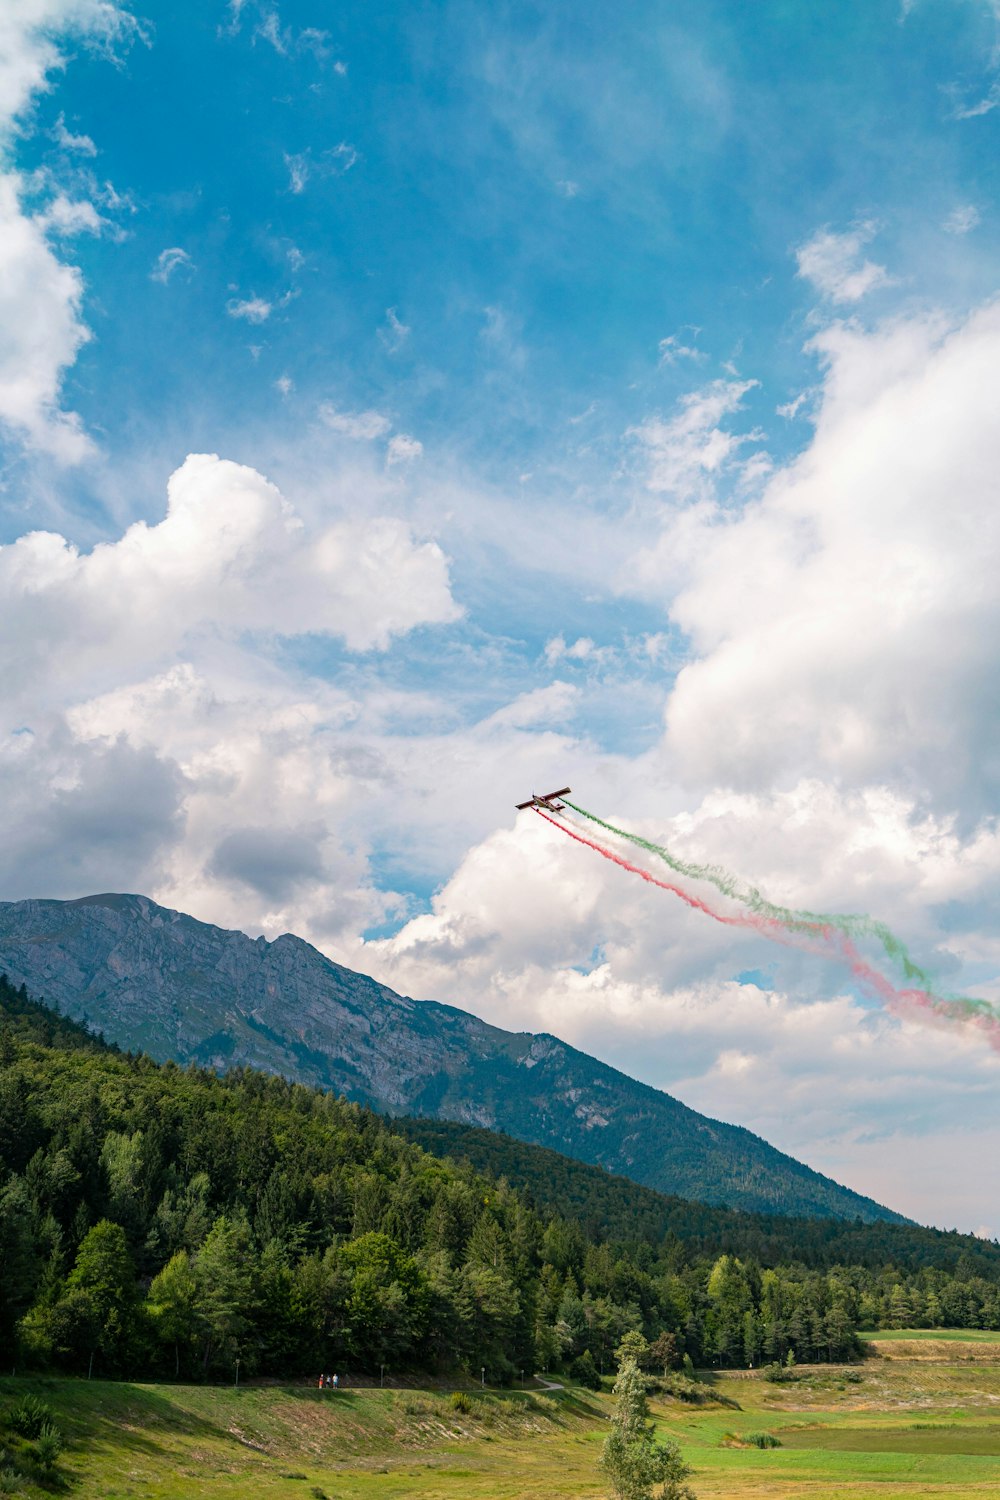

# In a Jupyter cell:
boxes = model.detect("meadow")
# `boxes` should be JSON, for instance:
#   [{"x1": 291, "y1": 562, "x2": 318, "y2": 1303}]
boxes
[{"x1": 5, "y1": 1335, "x2": 1000, "y2": 1499}]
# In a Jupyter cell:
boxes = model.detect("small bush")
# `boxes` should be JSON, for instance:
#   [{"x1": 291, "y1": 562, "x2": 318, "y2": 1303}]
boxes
[
  {"x1": 0, "y1": 1469, "x2": 24, "y2": 1496},
  {"x1": 402, "y1": 1397, "x2": 431, "y2": 1416},
  {"x1": 721, "y1": 1430, "x2": 782, "y2": 1449},
  {"x1": 762, "y1": 1362, "x2": 799, "y2": 1384},
  {"x1": 449, "y1": 1391, "x2": 473, "y2": 1414},
  {"x1": 9, "y1": 1397, "x2": 53, "y2": 1440},
  {"x1": 651, "y1": 1371, "x2": 704, "y2": 1403},
  {"x1": 35, "y1": 1423, "x2": 63, "y2": 1470},
  {"x1": 569, "y1": 1350, "x2": 602, "y2": 1390}
]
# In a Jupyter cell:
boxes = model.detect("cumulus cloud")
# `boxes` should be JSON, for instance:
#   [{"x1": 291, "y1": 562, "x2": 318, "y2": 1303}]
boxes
[
  {"x1": 660, "y1": 301, "x2": 1000, "y2": 813},
  {"x1": 0, "y1": 1, "x2": 141, "y2": 461},
  {"x1": 796, "y1": 221, "x2": 891, "y2": 303},
  {"x1": 0, "y1": 448, "x2": 469, "y2": 950},
  {"x1": 0, "y1": 727, "x2": 186, "y2": 899},
  {"x1": 0, "y1": 173, "x2": 92, "y2": 460},
  {"x1": 0, "y1": 453, "x2": 461, "y2": 702}
]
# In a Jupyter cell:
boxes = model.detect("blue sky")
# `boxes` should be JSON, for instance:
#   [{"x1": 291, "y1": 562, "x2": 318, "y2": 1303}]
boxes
[{"x1": 3, "y1": 0, "x2": 1000, "y2": 1230}]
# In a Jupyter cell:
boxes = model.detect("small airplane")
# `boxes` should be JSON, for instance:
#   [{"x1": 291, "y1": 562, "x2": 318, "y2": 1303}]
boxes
[{"x1": 515, "y1": 786, "x2": 571, "y2": 812}]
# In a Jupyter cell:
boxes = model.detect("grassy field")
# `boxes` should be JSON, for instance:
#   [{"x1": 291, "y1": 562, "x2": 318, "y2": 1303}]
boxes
[
  {"x1": 6, "y1": 1339, "x2": 1000, "y2": 1499},
  {"x1": 861, "y1": 1329, "x2": 1000, "y2": 1344}
]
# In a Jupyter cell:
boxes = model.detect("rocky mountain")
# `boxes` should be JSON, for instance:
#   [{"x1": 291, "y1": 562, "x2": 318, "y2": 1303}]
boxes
[{"x1": 0, "y1": 893, "x2": 905, "y2": 1223}]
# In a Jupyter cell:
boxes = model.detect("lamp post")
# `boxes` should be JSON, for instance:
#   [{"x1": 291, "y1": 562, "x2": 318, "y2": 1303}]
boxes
[
  {"x1": 234, "y1": 1358, "x2": 240, "y2": 1391},
  {"x1": 481, "y1": 1366, "x2": 485, "y2": 1389},
  {"x1": 380, "y1": 1364, "x2": 384, "y2": 1388}
]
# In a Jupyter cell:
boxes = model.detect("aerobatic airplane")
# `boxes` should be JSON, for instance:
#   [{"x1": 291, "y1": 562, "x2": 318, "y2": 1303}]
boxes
[{"x1": 515, "y1": 786, "x2": 571, "y2": 812}]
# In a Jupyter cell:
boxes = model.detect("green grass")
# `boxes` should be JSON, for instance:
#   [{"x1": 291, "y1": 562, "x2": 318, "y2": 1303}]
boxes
[
  {"x1": 6, "y1": 1354, "x2": 1000, "y2": 1498},
  {"x1": 861, "y1": 1329, "x2": 1000, "y2": 1343}
]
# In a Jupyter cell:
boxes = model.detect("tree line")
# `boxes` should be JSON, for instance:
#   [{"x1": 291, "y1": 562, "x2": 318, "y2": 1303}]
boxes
[{"x1": 1, "y1": 974, "x2": 998, "y2": 1385}]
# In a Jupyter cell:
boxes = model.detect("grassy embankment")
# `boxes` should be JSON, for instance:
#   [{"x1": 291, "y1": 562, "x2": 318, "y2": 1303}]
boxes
[{"x1": 6, "y1": 1334, "x2": 1000, "y2": 1498}]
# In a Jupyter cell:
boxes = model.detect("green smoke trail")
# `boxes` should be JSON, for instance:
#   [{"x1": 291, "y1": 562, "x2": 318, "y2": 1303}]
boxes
[{"x1": 562, "y1": 797, "x2": 937, "y2": 993}]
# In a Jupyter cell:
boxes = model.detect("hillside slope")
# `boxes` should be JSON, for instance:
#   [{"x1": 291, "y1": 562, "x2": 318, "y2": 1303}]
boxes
[{"x1": 0, "y1": 892, "x2": 904, "y2": 1222}]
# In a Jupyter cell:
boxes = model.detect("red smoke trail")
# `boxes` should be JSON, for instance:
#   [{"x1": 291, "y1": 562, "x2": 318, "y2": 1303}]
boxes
[
  {"x1": 533, "y1": 806, "x2": 830, "y2": 955},
  {"x1": 534, "y1": 806, "x2": 1000, "y2": 1049}
]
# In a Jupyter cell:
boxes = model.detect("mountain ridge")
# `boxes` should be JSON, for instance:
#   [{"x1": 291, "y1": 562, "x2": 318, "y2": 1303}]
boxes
[{"x1": 0, "y1": 891, "x2": 906, "y2": 1224}]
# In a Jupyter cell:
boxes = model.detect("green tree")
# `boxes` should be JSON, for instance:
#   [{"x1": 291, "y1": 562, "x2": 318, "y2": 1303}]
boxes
[
  {"x1": 600, "y1": 1357, "x2": 695, "y2": 1500},
  {"x1": 342, "y1": 1232, "x2": 429, "y2": 1367},
  {"x1": 615, "y1": 1330, "x2": 650, "y2": 1368},
  {"x1": 193, "y1": 1214, "x2": 255, "y2": 1373},
  {"x1": 147, "y1": 1250, "x2": 200, "y2": 1376},
  {"x1": 648, "y1": 1331, "x2": 678, "y2": 1376},
  {"x1": 55, "y1": 1219, "x2": 138, "y2": 1371}
]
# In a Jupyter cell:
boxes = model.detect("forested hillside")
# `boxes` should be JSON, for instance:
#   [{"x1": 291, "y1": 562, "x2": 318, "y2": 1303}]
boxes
[
  {"x1": 2, "y1": 974, "x2": 999, "y2": 1389},
  {"x1": 0, "y1": 894, "x2": 904, "y2": 1221},
  {"x1": 398, "y1": 1119, "x2": 1000, "y2": 1278}
]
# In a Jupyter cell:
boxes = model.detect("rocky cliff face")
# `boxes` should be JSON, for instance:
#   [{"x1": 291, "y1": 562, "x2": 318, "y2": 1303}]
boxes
[{"x1": 0, "y1": 893, "x2": 904, "y2": 1222}]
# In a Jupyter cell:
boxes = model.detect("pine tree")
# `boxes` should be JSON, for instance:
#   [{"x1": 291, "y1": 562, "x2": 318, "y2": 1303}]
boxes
[{"x1": 600, "y1": 1357, "x2": 695, "y2": 1500}]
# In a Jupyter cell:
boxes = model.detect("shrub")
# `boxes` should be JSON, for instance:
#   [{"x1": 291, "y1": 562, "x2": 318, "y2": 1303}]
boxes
[
  {"x1": 9, "y1": 1398, "x2": 53, "y2": 1440},
  {"x1": 569, "y1": 1350, "x2": 602, "y2": 1390},
  {"x1": 35, "y1": 1424, "x2": 64, "y2": 1470},
  {"x1": 401, "y1": 1397, "x2": 431, "y2": 1416},
  {"x1": 449, "y1": 1391, "x2": 473, "y2": 1414},
  {"x1": 652, "y1": 1371, "x2": 704, "y2": 1403},
  {"x1": 0, "y1": 1469, "x2": 24, "y2": 1496},
  {"x1": 762, "y1": 1361, "x2": 799, "y2": 1384},
  {"x1": 721, "y1": 1430, "x2": 781, "y2": 1449}
]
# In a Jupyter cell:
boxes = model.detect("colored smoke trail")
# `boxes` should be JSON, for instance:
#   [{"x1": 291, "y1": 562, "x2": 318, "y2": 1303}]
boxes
[
  {"x1": 533, "y1": 805, "x2": 1000, "y2": 1047},
  {"x1": 564, "y1": 798, "x2": 934, "y2": 992}
]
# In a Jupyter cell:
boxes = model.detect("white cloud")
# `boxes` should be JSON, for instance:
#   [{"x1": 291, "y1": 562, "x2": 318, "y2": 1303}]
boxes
[
  {"x1": 36, "y1": 193, "x2": 105, "y2": 236},
  {"x1": 0, "y1": 173, "x2": 92, "y2": 461},
  {"x1": 274, "y1": 373, "x2": 293, "y2": 396},
  {"x1": 776, "y1": 391, "x2": 809, "y2": 419},
  {"x1": 0, "y1": 1, "x2": 140, "y2": 461},
  {"x1": 284, "y1": 151, "x2": 309, "y2": 193},
  {"x1": 796, "y1": 221, "x2": 891, "y2": 303},
  {"x1": 386, "y1": 433, "x2": 423, "y2": 465},
  {"x1": 658, "y1": 333, "x2": 704, "y2": 366},
  {"x1": 318, "y1": 404, "x2": 392, "y2": 440},
  {"x1": 378, "y1": 306, "x2": 410, "y2": 353},
  {"x1": 0, "y1": 454, "x2": 461, "y2": 685},
  {"x1": 284, "y1": 143, "x2": 357, "y2": 194},
  {"x1": 660, "y1": 301, "x2": 1000, "y2": 814},
  {"x1": 151, "y1": 247, "x2": 193, "y2": 283},
  {"x1": 226, "y1": 295, "x2": 272, "y2": 323},
  {"x1": 327, "y1": 141, "x2": 358, "y2": 174},
  {"x1": 555, "y1": 178, "x2": 579, "y2": 197},
  {"x1": 948, "y1": 78, "x2": 1000, "y2": 119},
  {"x1": 52, "y1": 112, "x2": 96, "y2": 155},
  {"x1": 628, "y1": 378, "x2": 762, "y2": 501},
  {"x1": 943, "y1": 203, "x2": 981, "y2": 234}
]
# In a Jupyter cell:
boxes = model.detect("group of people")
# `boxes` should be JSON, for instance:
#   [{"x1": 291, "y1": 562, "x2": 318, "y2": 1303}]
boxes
[{"x1": 317, "y1": 1373, "x2": 340, "y2": 1390}]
